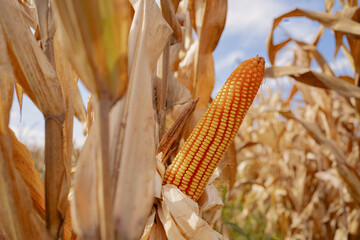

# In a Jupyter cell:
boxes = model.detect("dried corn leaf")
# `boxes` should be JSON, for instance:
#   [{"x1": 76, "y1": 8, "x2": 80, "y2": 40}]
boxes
[
  {"x1": 161, "y1": 0, "x2": 182, "y2": 43},
  {"x1": 280, "y1": 8, "x2": 360, "y2": 37},
  {"x1": 198, "y1": 0, "x2": 227, "y2": 55},
  {"x1": 280, "y1": 110, "x2": 360, "y2": 205},
  {"x1": 293, "y1": 40, "x2": 335, "y2": 76},
  {"x1": 113, "y1": 0, "x2": 173, "y2": 239},
  {"x1": 158, "y1": 99, "x2": 198, "y2": 164},
  {"x1": 54, "y1": 0, "x2": 129, "y2": 101},
  {"x1": 0, "y1": 0, "x2": 65, "y2": 116},
  {"x1": 265, "y1": 66, "x2": 360, "y2": 99},
  {"x1": 166, "y1": 74, "x2": 192, "y2": 108},
  {"x1": 267, "y1": 7, "x2": 360, "y2": 65},
  {"x1": 14, "y1": 83, "x2": 23, "y2": 115},
  {"x1": 71, "y1": 123, "x2": 100, "y2": 239},
  {"x1": 35, "y1": 0, "x2": 56, "y2": 66},
  {"x1": 19, "y1": 0, "x2": 38, "y2": 29},
  {"x1": 0, "y1": 133, "x2": 48, "y2": 240},
  {"x1": 325, "y1": 0, "x2": 335, "y2": 12},
  {"x1": 1, "y1": 1, "x2": 70, "y2": 237},
  {"x1": 73, "y1": 85, "x2": 87, "y2": 131},
  {"x1": 0, "y1": 24, "x2": 15, "y2": 135},
  {"x1": 10, "y1": 129, "x2": 45, "y2": 217}
]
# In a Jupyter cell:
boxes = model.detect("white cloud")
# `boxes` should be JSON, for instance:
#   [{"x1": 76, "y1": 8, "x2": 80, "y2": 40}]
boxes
[
  {"x1": 9, "y1": 125, "x2": 45, "y2": 147},
  {"x1": 225, "y1": 0, "x2": 322, "y2": 45},
  {"x1": 273, "y1": 43, "x2": 297, "y2": 66},
  {"x1": 279, "y1": 17, "x2": 320, "y2": 43},
  {"x1": 330, "y1": 55, "x2": 354, "y2": 76},
  {"x1": 215, "y1": 50, "x2": 245, "y2": 72},
  {"x1": 226, "y1": 0, "x2": 289, "y2": 37}
]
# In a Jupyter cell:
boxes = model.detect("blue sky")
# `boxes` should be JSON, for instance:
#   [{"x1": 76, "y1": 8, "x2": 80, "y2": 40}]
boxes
[{"x1": 9, "y1": 0, "x2": 355, "y2": 147}]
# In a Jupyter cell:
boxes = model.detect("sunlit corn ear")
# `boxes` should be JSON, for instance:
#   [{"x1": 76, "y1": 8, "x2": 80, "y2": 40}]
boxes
[
  {"x1": 163, "y1": 56, "x2": 265, "y2": 201},
  {"x1": 54, "y1": 0, "x2": 130, "y2": 101}
]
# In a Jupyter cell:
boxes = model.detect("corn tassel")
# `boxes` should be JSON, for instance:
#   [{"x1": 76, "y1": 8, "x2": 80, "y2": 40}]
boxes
[{"x1": 163, "y1": 56, "x2": 265, "y2": 201}]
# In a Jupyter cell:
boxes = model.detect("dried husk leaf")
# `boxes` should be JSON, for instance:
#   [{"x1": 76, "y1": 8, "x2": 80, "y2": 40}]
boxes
[
  {"x1": 113, "y1": 0, "x2": 173, "y2": 239},
  {"x1": 218, "y1": 141, "x2": 237, "y2": 190},
  {"x1": 140, "y1": 208, "x2": 157, "y2": 240},
  {"x1": 198, "y1": 169, "x2": 224, "y2": 212},
  {"x1": 159, "y1": 184, "x2": 226, "y2": 240}
]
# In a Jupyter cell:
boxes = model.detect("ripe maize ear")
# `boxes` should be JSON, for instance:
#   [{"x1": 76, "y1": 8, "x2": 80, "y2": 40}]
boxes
[{"x1": 163, "y1": 56, "x2": 265, "y2": 201}]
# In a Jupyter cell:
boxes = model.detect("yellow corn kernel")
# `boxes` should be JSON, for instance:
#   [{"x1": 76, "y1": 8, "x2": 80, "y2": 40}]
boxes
[{"x1": 163, "y1": 56, "x2": 265, "y2": 201}]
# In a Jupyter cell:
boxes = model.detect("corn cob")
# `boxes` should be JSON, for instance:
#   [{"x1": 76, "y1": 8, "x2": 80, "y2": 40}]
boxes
[{"x1": 163, "y1": 56, "x2": 265, "y2": 201}]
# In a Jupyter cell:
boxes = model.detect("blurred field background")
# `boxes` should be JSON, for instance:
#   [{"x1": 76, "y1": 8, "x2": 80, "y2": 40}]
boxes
[{"x1": 2, "y1": 0, "x2": 360, "y2": 239}]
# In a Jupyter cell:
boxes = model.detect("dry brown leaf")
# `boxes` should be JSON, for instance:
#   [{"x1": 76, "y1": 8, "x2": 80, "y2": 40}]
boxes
[
  {"x1": 1, "y1": 1, "x2": 71, "y2": 237},
  {"x1": 35, "y1": 0, "x2": 56, "y2": 67},
  {"x1": 0, "y1": 133, "x2": 49, "y2": 240},
  {"x1": 191, "y1": 0, "x2": 226, "y2": 107},
  {"x1": 325, "y1": 0, "x2": 335, "y2": 12},
  {"x1": 19, "y1": 0, "x2": 38, "y2": 29},
  {"x1": 9, "y1": 129, "x2": 45, "y2": 217},
  {"x1": 53, "y1": 31, "x2": 81, "y2": 238},
  {"x1": 334, "y1": 7, "x2": 360, "y2": 84},
  {"x1": 265, "y1": 66, "x2": 360, "y2": 99},
  {"x1": 166, "y1": 74, "x2": 192, "y2": 108},
  {"x1": 71, "y1": 123, "x2": 100, "y2": 239},
  {"x1": 0, "y1": 24, "x2": 15, "y2": 135},
  {"x1": 113, "y1": 1, "x2": 173, "y2": 239},
  {"x1": 155, "y1": 44, "x2": 170, "y2": 140},
  {"x1": 55, "y1": 0, "x2": 130, "y2": 101},
  {"x1": 73, "y1": 85, "x2": 87, "y2": 133},
  {"x1": 283, "y1": 8, "x2": 360, "y2": 37},
  {"x1": 0, "y1": 0, "x2": 64, "y2": 116},
  {"x1": 161, "y1": 0, "x2": 182, "y2": 43},
  {"x1": 14, "y1": 83, "x2": 23, "y2": 115},
  {"x1": 197, "y1": 0, "x2": 227, "y2": 55},
  {"x1": 266, "y1": 35, "x2": 291, "y2": 65},
  {"x1": 267, "y1": 7, "x2": 360, "y2": 65},
  {"x1": 280, "y1": 110, "x2": 360, "y2": 206},
  {"x1": 158, "y1": 99, "x2": 198, "y2": 164},
  {"x1": 293, "y1": 40, "x2": 335, "y2": 76}
]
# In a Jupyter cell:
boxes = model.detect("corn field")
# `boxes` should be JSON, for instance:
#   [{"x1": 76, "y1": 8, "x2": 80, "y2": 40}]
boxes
[{"x1": 0, "y1": 0, "x2": 360, "y2": 240}]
